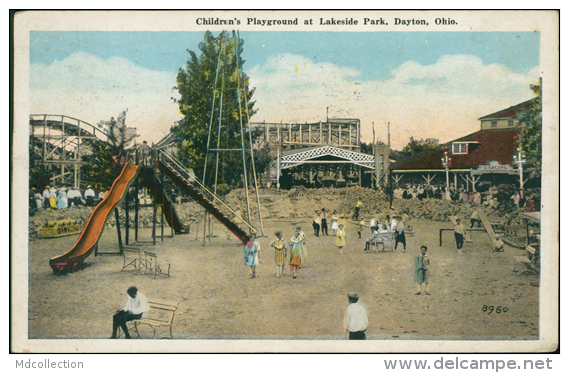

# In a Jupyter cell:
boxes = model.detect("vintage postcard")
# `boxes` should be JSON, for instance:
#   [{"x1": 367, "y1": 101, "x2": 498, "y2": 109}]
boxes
[{"x1": 11, "y1": 10, "x2": 559, "y2": 354}]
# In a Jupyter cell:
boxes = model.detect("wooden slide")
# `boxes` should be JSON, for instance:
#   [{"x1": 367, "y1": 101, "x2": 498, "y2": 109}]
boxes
[
  {"x1": 138, "y1": 167, "x2": 186, "y2": 234},
  {"x1": 476, "y1": 208, "x2": 496, "y2": 243}
]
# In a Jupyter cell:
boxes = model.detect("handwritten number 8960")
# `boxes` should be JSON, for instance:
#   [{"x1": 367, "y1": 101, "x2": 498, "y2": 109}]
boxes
[{"x1": 482, "y1": 305, "x2": 508, "y2": 314}]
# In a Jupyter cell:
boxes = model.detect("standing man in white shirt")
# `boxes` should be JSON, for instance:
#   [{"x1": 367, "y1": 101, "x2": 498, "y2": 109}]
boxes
[
  {"x1": 67, "y1": 186, "x2": 80, "y2": 208},
  {"x1": 111, "y1": 286, "x2": 147, "y2": 339},
  {"x1": 343, "y1": 293, "x2": 369, "y2": 340},
  {"x1": 84, "y1": 185, "x2": 96, "y2": 206}
]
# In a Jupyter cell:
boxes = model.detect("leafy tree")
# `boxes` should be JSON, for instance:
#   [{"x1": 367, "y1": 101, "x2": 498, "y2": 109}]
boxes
[
  {"x1": 81, "y1": 145, "x2": 118, "y2": 189},
  {"x1": 29, "y1": 165, "x2": 51, "y2": 190},
  {"x1": 402, "y1": 137, "x2": 439, "y2": 155},
  {"x1": 82, "y1": 109, "x2": 137, "y2": 189},
  {"x1": 516, "y1": 78, "x2": 542, "y2": 176},
  {"x1": 392, "y1": 137, "x2": 439, "y2": 161},
  {"x1": 359, "y1": 142, "x2": 375, "y2": 155},
  {"x1": 252, "y1": 143, "x2": 272, "y2": 185},
  {"x1": 29, "y1": 138, "x2": 52, "y2": 189},
  {"x1": 171, "y1": 31, "x2": 257, "y2": 188},
  {"x1": 99, "y1": 109, "x2": 138, "y2": 157}
]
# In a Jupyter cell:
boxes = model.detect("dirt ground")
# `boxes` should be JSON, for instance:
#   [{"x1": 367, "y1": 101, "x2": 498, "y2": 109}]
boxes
[{"x1": 27, "y1": 210, "x2": 539, "y2": 341}]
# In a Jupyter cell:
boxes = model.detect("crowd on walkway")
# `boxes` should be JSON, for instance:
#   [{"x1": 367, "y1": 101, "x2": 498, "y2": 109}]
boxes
[
  {"x1": 394, "y1": 183, "x2": 484, "y2": 204},
  {"x1": 29, "y1": 184, "x2": 106, "y2": 214},
  {"x1": 393, "y1": 183, "x2": 537, "y2": 212}
]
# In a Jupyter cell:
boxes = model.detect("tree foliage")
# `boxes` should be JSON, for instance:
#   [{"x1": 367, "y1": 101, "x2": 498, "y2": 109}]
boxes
[
  {"x1": 171, "y1": 31, "x2": 257, "y2": 187},
  {"x1": 359, "y1": 142, "x2": 374, "y2": 155},
  {"x1": 99, "y1": 109, "x2": 138, "y2": 157},
  {"x1": 516, "y1": 79, "x2": 542, "y2": 176},
  {"x1": 252, "y1": 143, "x2": 272, "y2": 182},
  {"x1": 29, "y1": 137, "x2": 52, "y2": 189},
  {"x1": 82, "y1": 109, "x2": 137, "y2": 189},
  {"x1": 392, "y1": 137, "x2": 439, "y2": 161},
  {"x1": 29, "y1": 165, "x2": 51, "y2": 190},
  {"x1": 81, "y1": 145, "x2": 119, "y2": 189}
]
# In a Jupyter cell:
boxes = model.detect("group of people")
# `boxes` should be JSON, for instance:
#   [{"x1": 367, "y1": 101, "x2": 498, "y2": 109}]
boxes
[
  {"x1": 243, "y1": 225, "x2": 371, "y2": 339},
  {"x1": 393, "y1": 183, "x2": 450, "y2": 201},
  {"x1": 347, "y1": 243, "x2": 434, "y2": 338},
  {"x1": 393, "y1": 183, "x2": 486, "y2": 205},
  {"x1": 360, "y1": 214, "x2": 407, "y2": 252},
  {"x1": 510, "y1": 190, "x2": 537, "y2": 212},
  {"x1": 454, "y1": 216, "x2": 506, "y2": 253},
  {"x1": 394, "y1": 182, "x2": 539, "y2": 214},
  {"x1": 311, "y1": 208, "x2": 329, "y2": 237},
  {"x1": 244, "y1": 222, "x2": 352, "y2": 280},
  {"x1": 111, "y1": 239, "x2": 431, "y2": 341},
  {"x1": 364, "y1": 215, "x2": 398, "y2": 235},
  {"x1": 109, "y1": 197, "x2": 524, "y2": 342},
  {"x1": 29, "y1": 185, "x2": 104, "y2": 214},
  {"x1": 244, "y1": 226, "x2": 309, "y2": 280},
  {"x1": 112, "y1": 216, "x2": 508, "y2": 340},
  {"x1": 245, "y1": 212, "x2": 412, "y2": 282},
  {"x1": 310, "y1": 210, "x2": 347, "y2": 255},
  {"x1": 311, "y1": 208, "x2": 345, "y2": 237}
]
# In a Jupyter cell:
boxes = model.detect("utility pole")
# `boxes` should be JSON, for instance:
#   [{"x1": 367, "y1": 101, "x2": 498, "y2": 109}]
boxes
[
  {"x1": 512, "y1": 147, "x2": 526, "y2": 198},
  {"x1": 387, "y1": 121, "x2": 391, "y2": 148},
  {"x1": 441, "y1": 151, "x2": 452, "y2": 200}
]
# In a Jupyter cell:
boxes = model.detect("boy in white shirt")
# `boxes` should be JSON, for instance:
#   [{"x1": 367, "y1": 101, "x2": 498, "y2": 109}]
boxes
[{"x1": 343, "y1": 293, "x2": 369, "y2": 340}]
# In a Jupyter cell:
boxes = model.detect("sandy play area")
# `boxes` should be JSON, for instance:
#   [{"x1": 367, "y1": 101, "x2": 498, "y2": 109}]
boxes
[{"x1": 27, "y1": 206, "x2": 539, "y2": 341}]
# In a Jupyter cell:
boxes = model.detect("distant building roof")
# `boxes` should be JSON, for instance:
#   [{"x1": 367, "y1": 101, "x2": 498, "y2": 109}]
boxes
[
  {"x1": 478, "y1": 99, "x2": 533, "y2": 120},
  {"x1": 154, "y1": 132, "x2": 175, "y2": 149},
  {"x1": 392, "y1": 129, "x2": 520, "y2": 171},
  {"x1": 280, "y1": 145, "x2": 375, "y2": 170}
]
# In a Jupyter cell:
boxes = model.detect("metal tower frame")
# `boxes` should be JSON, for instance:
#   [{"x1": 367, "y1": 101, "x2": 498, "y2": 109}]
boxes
[{"x1": 201, "y1": 32, "x2": 264, "y2": 242}]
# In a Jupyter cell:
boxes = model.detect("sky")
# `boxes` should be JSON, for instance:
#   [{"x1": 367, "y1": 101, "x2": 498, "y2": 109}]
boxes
[{"x1": 29, "y1": 31, "x2": 540, "y2": 150}]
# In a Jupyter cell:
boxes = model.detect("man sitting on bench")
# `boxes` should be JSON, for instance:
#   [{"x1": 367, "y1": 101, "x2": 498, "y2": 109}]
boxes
[{"x1": 111, "y1": 286, "x2": 147, "y2": 339}]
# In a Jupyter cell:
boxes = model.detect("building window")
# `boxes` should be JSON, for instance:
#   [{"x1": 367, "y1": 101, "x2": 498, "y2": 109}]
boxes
[
  {"x1": 491, "y1": 120, "x2": 498, "y2": 127},
  {"x1": 452, "y1": 143, "x2": 467, "y2": 154},
  {"x1": 508, "y1": 119, "x2": 515, "y2": 126}
]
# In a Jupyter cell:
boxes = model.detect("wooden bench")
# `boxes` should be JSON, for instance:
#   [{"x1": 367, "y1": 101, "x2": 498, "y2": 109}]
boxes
[
  {"x1": 365, "y1": 232, "x2": 394, "y2": 252},
  {"x1": 120, "y1": 248, "x2": 143, "y2": 273},
  {"x1": 143, "y1": 251, "x2": 171, "y2": 278},
  {"x1": 122, "y1": 299, "x2": 179, "y2": 339},
  {"x1": 514, "y1": 245, "x2": 539, "y2": 275}
]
